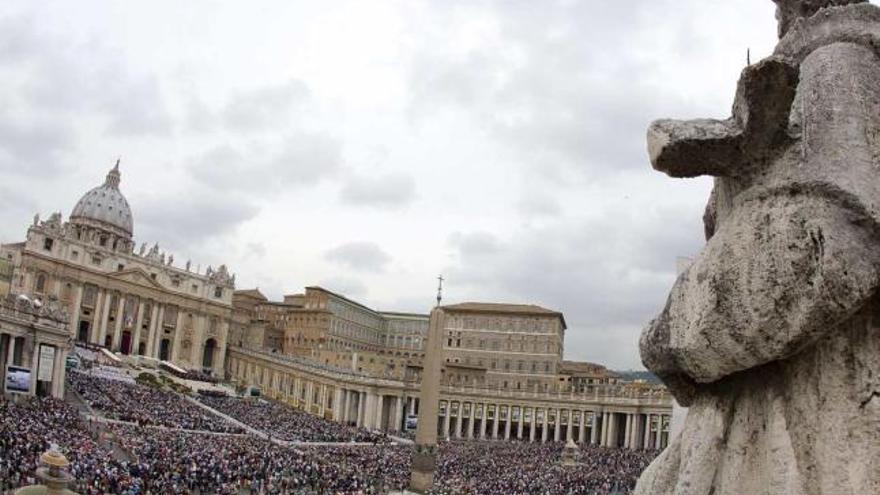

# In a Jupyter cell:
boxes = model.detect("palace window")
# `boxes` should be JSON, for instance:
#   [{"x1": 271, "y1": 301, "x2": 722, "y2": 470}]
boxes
[
  {"x1": 214, "y1": 287, "x2": 223, "y2": 298},
  {"x1": 35, "y1": 274, "x2": 46, "y2": 293},
  {"x1": 43, "y1": 237, "x2": 54, "y2": 251}
]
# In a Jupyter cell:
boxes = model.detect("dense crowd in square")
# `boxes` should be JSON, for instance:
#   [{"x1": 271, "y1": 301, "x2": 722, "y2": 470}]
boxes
[
  {"x1": 68, "y1": 371, "x2": 244, "y2": 434},
  {"x1": 198, "y1": 395, "x2": 389, "y2": 443},
  {"x1": 2, "y1": 369, "x2": 658, "y2": 494}
]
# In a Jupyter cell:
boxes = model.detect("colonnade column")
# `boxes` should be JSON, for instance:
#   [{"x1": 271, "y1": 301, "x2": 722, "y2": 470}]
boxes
[
  {"x1": 541, "y1": 409, "x2": 549, "y2": 442},
  {"x1": 655, "y1": 416, "x2": 663, "y2": 449},
  {"x1": 517, "y1": 409, "x2": 525, "y2": 439},
  {"x1": 623, "y1": 414, "x2": 633, "y2": 449},
  {"x1": 441, "y1": 403, "x2": 451, "y2": 438},
  {"x1": 529, "y1": 409, "x2": 537, "y2": 442},
  {"x1": 554, "y1": 409, "x2": 561, "y2": 442},
  {"x1": 504, "y1": 407, "x2": 512, "y2": 440},
  {"x1": 590, "y1": 412, "x2": 599, "y2": 445},
  {"x1": 491, "y1": 405, "x2": 500, "y2": 439},
  {"x1": 566, "y1": 410, "x2": 573, "y2": 442},
  {"x1": 480, "y1": 404, "x2": 488, "y2": 439},
  {"x1": 579, "y1": 411, "x2": 586, "y2": 443}
]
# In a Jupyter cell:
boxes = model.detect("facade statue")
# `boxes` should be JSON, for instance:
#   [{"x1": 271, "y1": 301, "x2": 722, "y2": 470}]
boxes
[{"x1": 635, "y1": 1, "x2": 880, "y2": 494}]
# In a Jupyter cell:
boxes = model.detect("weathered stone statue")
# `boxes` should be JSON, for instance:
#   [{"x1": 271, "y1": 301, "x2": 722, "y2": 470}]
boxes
[{"x1": 635, "y1": 1, "x2": 880, "y2": 494}]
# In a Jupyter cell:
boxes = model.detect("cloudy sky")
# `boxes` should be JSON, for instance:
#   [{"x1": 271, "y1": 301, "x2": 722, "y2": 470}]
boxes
[{"x1": 0, "y1": 0, "x2": 818, "y2": 369}]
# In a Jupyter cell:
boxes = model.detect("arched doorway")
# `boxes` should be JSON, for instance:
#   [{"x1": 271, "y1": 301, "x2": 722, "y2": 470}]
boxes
[
  {"x1": 202, "y1": 338, "x2": 217, "y2": 369},
  {"x1": 159, "y1": 338, "x2": 171, "y2": 361}
]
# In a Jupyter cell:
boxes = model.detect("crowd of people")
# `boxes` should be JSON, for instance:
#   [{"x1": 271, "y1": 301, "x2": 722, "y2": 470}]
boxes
[
  {"x1": 3, "y1": 369, "x2": 658, "y2": 494},
  {"x1": 68, "y1": 371, "x2": 244, "y2": 434},
  {"x1": 198, "y1": 395, "x2": 389, "y2": 443},
  {"x1": 429, "y1": 442, "x2": 657, "y2": 495}
]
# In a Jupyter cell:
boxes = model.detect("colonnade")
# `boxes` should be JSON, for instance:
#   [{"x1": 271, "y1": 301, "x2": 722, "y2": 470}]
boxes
[
  {"x1": 227, "y1": 348, "x2": 673, "y2": 449},
  {"x1": 0, "y1": 302, "x2": 71, "y2": 399},
  {"x1": 436, "y1": 401, "x2": 668, "y2": 449}
]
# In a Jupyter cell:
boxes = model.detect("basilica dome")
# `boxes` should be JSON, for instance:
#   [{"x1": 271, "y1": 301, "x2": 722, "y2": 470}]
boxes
[{"x1": 70, "y1": 161, "x2": 134, "y2": 238}]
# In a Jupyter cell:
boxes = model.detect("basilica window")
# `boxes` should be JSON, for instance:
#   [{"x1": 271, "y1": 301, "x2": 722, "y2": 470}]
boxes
[
  {"x1": 214, "y1": 287, "x2": 223, "y2": 298},
  {"x1": 43, "y1": 237, "x2": 54, "y2": 251}
]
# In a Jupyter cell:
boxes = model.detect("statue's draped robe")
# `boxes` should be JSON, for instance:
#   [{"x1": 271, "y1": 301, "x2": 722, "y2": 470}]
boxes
[{"x1": 635, "y1": 5, "x2": 880, "y2": 494}]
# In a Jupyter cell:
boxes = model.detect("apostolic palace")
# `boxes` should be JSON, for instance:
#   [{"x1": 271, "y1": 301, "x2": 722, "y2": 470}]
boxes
[{"x1": 0, "y1": 163, "x2": 673, "y2": 450}]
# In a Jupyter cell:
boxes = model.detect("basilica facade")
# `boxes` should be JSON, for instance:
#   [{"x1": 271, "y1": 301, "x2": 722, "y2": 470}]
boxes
[{"x1": 0, "y1": 163, "x2": 234, "y2": 379}]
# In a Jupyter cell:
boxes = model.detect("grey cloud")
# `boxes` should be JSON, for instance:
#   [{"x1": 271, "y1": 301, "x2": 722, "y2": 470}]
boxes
[
  {"x1": 325, "y1": 242, "x2": 392, "y2": 273},
  {"x1": 340, "y1": 172, "x2": 416, "y2": 208},
  {"x1": 223, "y1": 80, "x2": 311, "y2": 131},
  {"x1": 516, "y1": 194, "x2": 562, "y2": 218},
  {"x1": 0, "y1": 113, "x2": 73, "y2": 174},
  {"x1": 188, "y1": 131, "x2": 342, "y2": 194},
  {"x1": 133, "y1": 189, "x2": 260, "y2": 252},
  {"x1": 0, "y1": 12, "x2": 172, "y2": 138},
  {"x1": 317, "y1": 276, "x2": 368, "y2": 299},
  {"x1": 443, "y1": 202, "x2": 706, "y2": 369},
  {"x1": 406, "y1": 1, "x2": 717, "y2": 182}
]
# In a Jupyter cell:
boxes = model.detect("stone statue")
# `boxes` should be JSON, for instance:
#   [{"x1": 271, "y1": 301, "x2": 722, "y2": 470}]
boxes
[
  {"x1": 139, "y1": 243, "x2": 146, "y2": 256},
  {"x1": 168, "y1": 254, "x2": 174, "y2": 266},
  {"x1": 33, "y1": 213, "x2": 39, "y2": 226},
  {"x1": 635, "y1": 1, "x2": 880, "y2": 494},
  {"x1": 185, "y1": 260, "x2": 191, "y2": 271}
]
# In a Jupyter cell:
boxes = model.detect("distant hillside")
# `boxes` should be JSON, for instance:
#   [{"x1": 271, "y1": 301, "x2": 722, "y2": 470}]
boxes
[{"x1": 614, "y1": 370, "x2": 662, "y2": 384}]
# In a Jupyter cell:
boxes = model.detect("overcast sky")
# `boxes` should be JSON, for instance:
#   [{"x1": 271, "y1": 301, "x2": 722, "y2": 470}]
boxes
[{"x1": 0, "y1": 1, "x2": 827, "y2": 369}]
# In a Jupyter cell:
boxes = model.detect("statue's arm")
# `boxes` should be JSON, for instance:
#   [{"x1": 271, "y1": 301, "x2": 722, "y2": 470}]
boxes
[{"x1": 641, "y1": 190, "x2": 880, "y2": 402}]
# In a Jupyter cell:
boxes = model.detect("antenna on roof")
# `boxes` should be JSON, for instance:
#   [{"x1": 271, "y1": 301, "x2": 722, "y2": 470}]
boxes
[{"x1": 436, "y1": 275, "x2": 444, "y2": 307}]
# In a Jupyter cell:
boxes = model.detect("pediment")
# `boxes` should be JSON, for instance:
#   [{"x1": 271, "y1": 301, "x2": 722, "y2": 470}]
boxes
[{"x1": 109, "y1": 267, "x2": 164, "y2": 289}]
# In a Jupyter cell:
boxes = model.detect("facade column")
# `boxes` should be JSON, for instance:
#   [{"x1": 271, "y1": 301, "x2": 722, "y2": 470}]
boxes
[
  {"x1": 112, "y1": 295, "x2": 126, "y2": 351},
  {"x1": 52, "y1": 345, "x2": 67, "y2": 399},
  {"x1": 89, "y1": 289, "x2": 104, "y2": 345},
  {"x1": 69, "y1": 284, "x2": 84, "y2": 338},
  {"x1": 480, "y1": 404, "x2": 488, "y2": 439},
  {"x1": 132, "y1": 300, "x2": 146, "y2": 354},
  {"x1": 28, "y1": 340, "x2": 40, "y2": 395},
  {"x1": 643, "y1": 414, "x2": 652, "y2": 450},
  {"x1": 504, "y1": 407, "x2": 512, "y2": 440},
  {"x1": 491, "y1": 404, "x2": 500, "y2": 439},
  {"x1": 467, "y1": 404, "x2": 475, "y2": 439},
  {"x1": 394, "y1": 395, "x2": 403, "y2": 432},
  {"x1": 97, "y1": 291, "x2": 113, "y2": 345},
  {"x1": 145, "y1": 304, "x2": 160, "y2": 357},
  {"x1": 171, "y1": 309, "x2": 186, "y2": 363}
]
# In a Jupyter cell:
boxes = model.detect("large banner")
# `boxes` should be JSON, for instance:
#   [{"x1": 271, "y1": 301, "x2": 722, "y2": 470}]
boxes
[
  {"x1": 5, "y1": 366, "x2": 31, "y2": 393},
  {"x1": 38, "y1": 345, "x2": 56, "y2": 381}
]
